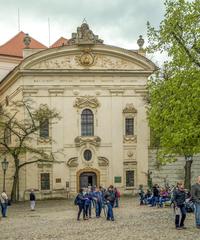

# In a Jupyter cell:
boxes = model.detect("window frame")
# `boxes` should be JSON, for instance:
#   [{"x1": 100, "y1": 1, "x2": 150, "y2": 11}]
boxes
[
  {"x1": 40, "y1": 173, "x2": 50, "y2": 190},
  {"x1": 125, "y1": 170, "x2": 135, "y2": 188},
  {"x1": 125, "y1": 117, "x2": 134, "y2": 136},
  {"x1": 81, "y1": 108, "x2": 94, "y2": 136},
  {"x1": 39, "y1": 119, "x2": 49, "y2": 139}
]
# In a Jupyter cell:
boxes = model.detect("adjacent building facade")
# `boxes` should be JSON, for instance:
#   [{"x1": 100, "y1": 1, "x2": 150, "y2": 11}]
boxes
[{"x1": 0, "y1": 23, "x2": 156, "y2": 200}]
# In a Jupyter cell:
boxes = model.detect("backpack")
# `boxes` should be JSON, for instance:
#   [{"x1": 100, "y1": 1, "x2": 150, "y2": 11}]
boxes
[{"x1": 116, "y1": 190, "x2": 121, "y2": 198}]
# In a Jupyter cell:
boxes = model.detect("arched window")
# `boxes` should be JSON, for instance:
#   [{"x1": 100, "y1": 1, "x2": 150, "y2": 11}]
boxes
[
  {"x1": 81, "y1": 109, "x2": 94, "y2": 136},
  {"x1": 39, "y1": 119, "x2": 49, "y2": 138}
]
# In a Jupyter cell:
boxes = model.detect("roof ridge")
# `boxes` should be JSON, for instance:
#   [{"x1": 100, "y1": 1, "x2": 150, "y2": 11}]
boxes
[{"x1": 0, "y1": 31, "x2": 25, "y2": 48}]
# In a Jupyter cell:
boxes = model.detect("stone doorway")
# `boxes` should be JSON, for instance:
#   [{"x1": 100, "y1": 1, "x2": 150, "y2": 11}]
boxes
[
  {"x1": 76, "y1": 168, "x2": 100, "y2": 192},
  {"x1": 79, "y1": 172, "x2": 97, "y2": 188}
]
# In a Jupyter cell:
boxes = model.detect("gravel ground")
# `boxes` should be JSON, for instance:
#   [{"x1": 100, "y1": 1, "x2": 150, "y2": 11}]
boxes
[{"x1": 0, "y1": 197, "x2": 199, "y2": 240}]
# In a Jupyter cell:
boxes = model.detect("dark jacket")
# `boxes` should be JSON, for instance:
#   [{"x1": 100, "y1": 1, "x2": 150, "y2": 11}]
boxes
[
  {"x1": 77, "y1": 193, "x2": 85, "y2": 206},
  {"x1": 30, "y1": 192, "x2": 36, "y2": 201},
  {"x1": 104, "y1": 190, "x2": 115, "y2": 203},
  {"x1": 174, "y1": 189, "x2": 186, "y2": 206},
  {"x1": 191, "y1": 183, "x2": 200, "y2": 204},
  {"x1": 153, "y1": 186, "x2": 159, "y2": 197}
]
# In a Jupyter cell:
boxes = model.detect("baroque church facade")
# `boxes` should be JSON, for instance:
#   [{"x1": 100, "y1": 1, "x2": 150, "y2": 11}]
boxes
[{"x1": 0, "y1": 23, "x2": 156, "y2": 200}]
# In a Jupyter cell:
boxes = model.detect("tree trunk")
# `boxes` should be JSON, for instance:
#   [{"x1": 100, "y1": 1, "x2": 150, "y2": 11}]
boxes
[
  {"x1": 184, "y1": 157, "x2": 193, "y2": 190},
  {"x1": 11, "y1": 167, "x2": 19, "y2": 202}
]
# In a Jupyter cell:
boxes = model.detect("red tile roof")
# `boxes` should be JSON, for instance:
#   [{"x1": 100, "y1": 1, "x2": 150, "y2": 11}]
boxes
[
  {"x1": 0, "y1": 31, "x2": 47, "y2": 58},
  {"x1": 50, "y1": 37, "x2": 68, "y2": 48}
]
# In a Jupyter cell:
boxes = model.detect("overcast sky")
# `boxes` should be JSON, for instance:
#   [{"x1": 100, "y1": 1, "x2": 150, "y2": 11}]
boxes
[{"x1": 0, "y1": 0, "x2": 165, "y2": 64}]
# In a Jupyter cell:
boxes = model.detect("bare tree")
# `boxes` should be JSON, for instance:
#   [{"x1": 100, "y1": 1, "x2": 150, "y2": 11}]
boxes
[{"x1": 0, "y1": 100, "x2": 60, "y2": 201}]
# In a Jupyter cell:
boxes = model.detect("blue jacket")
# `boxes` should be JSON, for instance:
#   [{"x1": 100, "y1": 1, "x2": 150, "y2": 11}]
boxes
[
  {"x1": 77, "y1": 193, "x2": 85, "y2": 206},
  {"x1": 94, "y1": 191, "x2": 103, "y2": 203},
  {"x1": 84, "y1": 193, "x2": 92, "y2": 206}
]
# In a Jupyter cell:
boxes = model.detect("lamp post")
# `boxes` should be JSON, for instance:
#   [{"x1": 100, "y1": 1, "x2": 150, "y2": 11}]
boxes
[{"x1": 1, "y1": 157, "x2": 9, "y2": 192}]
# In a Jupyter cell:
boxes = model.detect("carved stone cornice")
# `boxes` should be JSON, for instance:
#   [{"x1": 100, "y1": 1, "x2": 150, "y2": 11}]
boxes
[
  {"x1": 67, "y1": 157, "x2": 78, "y2": 167},
  {"x1": 123, "y1": 104, "x2": 137, "y2": 114},
  {"x1": 74, "y1": 136, "x2": 101, "y2": 147},
  {"x1": 98, "y1": 157, "x2": 109, "y2": 166},
  {"x1": 73, "y1": 96, "x2": 100, "y2": 109},
  {"x1": 123, "y1": 135, "x2": 137, "y2": 144}
]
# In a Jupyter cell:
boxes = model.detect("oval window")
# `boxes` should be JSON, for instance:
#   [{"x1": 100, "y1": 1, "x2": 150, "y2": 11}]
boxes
[{"x1": 84, "y1": 150, "x2": 92, "y2": 161}]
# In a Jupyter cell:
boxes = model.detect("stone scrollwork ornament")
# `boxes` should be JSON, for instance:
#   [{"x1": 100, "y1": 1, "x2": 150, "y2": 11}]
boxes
[
  {"x1": 98, "y1": 157, "x2": 109, "y2": 166},
  {"x1": 74, "y1": 96, "x2": 100, "y2": 109},
  {"x1": 123, "y1": 104, "x2": 137, "y2": 114},
  {"x1": 67, "y1": 157, "x2": 78, "y2": 167}
]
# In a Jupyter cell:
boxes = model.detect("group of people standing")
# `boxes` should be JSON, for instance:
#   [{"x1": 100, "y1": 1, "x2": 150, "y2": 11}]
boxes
[
  {"x1": 75, "y1": 185, "x2": 120, "y2": 221},
  {"x1": 139, "y1": 176, "x2": 200, "y2": 230},
  {"x1": 174, "y1": 176, "x2": 200, "y2": 230}
]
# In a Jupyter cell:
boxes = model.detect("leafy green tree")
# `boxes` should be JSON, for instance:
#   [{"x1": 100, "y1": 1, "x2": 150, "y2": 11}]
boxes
[
  {"x1": 147, "y1": 0, "x2": 200, "y2": 190},
  {"x1": 0, "y1": 100, "x2": 60, "y2": 201}
]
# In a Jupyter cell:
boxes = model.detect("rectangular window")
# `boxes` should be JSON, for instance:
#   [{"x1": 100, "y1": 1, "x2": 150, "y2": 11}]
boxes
[
  {"x1": 125, "y1": 118, "x2": 134, "y2": 135},
  {"x1": 41, "y1": 173, "x2": 50, "y2": 190},
  {"x1": 39, "y1": 119, "x2": 49, "y2": 138},
  {"x1": 126, "y1": 170, "x2": 134, "y2": 187}
]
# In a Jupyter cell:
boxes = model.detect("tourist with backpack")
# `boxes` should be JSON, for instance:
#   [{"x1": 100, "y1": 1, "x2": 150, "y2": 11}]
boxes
[
  {"x1": 104, "y1": 185, "x2": 116, "y2": 221},
  {"x1": 75, "y1": 189, "x2": 86, "y2": 221},
  {"x1": 173, "y1": 182, "x2": 187, "y2": 230},
  {"x1": 114, "y1": 187, "x2": 120, "y2": 208}
]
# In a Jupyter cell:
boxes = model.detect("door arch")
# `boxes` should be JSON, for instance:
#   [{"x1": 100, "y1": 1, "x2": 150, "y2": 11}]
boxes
[{"x1": 76, "y1": 168, "x2": 100, "y2": 192}]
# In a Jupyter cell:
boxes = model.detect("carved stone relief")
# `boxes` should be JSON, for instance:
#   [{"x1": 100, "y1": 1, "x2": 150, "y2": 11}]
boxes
[
  {"x1": 68, "y1": 22, "x2": 103, "y2": 45},
  {"x1": 74, "y1": 136, "x2": 101, "y2": 147},
  {"x1": 123, "y1": 135, "x2": 137, "y2": 144},
  {"x1": 30, "y1": 54, "x2": 143, "y2": 70},
  {"x1": 123, "y1": 104, "x2": 137, "y2": 114},
  {"x1": 67, "y1": 157, "x2": 78, "y2": 167},
  {"x1": 98, "y1": 157, "x2": 109, "y2": 166},
  {"x1": 73, "y1": 96, "x2": 100, "y2": 109},
  {"x1": 75, "y1": 49, "x2": 97, "y2": 67}
]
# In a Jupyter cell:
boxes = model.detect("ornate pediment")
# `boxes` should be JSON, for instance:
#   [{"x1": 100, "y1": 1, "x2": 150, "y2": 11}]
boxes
[
  {"x1": 68, "y1": 23, "x2": 103, "y2": 45},
  {"x1": 123, "y1": 104, "x2": 137, "y2": 114},
  {"x1": 98, "y1": 157, "x2": 109, "y2": 166},
  {"x1": 67, "y1": 157, "x2": 78, "y2": 167},
  {"x1": 74, "y1": 136, "x2": 101, "y2": 147},
  {"x1": 74, "y1": 96, "x2": 100, "y2": 109},
  {"x1": 29, "y1": 54, "x2": 145, "y2": 70}
]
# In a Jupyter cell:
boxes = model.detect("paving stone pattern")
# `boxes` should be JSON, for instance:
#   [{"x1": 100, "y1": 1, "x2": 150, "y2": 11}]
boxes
[{"x1": 0, "y1": 198, "x2": 199, "y2": 240}]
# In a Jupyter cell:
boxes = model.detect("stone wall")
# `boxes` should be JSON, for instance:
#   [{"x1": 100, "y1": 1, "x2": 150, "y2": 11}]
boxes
[{"x1": 149, "y1": 149, "x2": 200, "y2": 187}]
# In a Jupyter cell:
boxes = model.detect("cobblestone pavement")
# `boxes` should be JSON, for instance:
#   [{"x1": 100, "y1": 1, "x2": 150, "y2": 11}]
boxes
[{"x1": 0, "y1": 197, "x2": 199, "y2": 240}]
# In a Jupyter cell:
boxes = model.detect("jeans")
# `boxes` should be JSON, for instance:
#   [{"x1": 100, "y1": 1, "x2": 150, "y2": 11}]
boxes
[
  {"x1": 115, "y1": 197, "x2": 119, "y2": 207},
  {"x1": 77, "y1": 205, "x2": 85, "y2": 220},
  {"x1": 194, "y1": 203, "x2": 200, "y2": 226},
  {"x1": 1, "y1": 203, "x2": 7, "y2": 217},
  {"x1": 95, "y1": 201, "x2": 102, "y2": 217},
  {"x1": 84, "y1": 204, "x2": 90, "y2": 218},
  {"x1": 151, "y1": 196, "x2": 159, "y2": 206},
  {"x1": 107, "y1": 202, "x2": 114, "y2": 220},
  {"x1": 175, "y1": 205, "x2": 186, "y2": 228}
]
